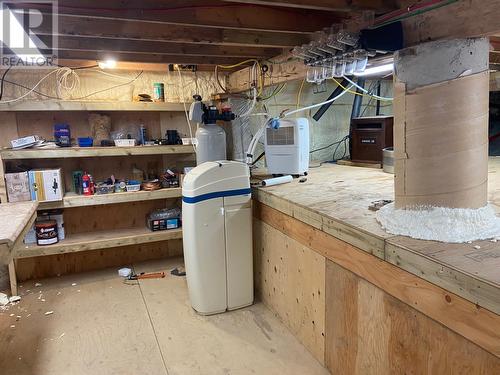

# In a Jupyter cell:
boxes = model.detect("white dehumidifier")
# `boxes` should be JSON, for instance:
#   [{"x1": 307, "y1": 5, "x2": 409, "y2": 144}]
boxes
[
  {"x1": 182, "y1": 161, "x2": 253, "y2": 315},
  {"x1": 264, "y1": 118, "x2": 309, "y2": 176}
]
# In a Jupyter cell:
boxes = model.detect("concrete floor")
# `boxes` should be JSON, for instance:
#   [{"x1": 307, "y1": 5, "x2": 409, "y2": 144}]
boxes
[{"x1": 0, "y1": 257, "x2": 328, "y2": 375}]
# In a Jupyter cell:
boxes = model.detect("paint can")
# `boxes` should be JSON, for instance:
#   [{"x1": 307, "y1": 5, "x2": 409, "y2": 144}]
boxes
[
  {"x1": 35, "y1": 220, "x2": 59, "y2": 246},
  {"x1": 153, "y1": 83, "x2": 165, "y2": 102}
]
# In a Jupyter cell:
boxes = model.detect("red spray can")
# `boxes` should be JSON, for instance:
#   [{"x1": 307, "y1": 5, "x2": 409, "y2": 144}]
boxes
[{"x1": 82, "y1": 172, "x2": 94, "y2": 195}]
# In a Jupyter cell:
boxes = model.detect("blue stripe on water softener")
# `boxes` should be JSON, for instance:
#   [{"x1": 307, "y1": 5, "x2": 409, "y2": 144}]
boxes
[{"x1": 182, "y1": 188, "x2": 251, "y2": 204}]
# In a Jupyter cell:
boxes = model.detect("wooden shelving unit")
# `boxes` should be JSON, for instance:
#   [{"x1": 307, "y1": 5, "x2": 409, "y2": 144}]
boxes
[
  {"x1": 39, "y1": 188, "x2": 182, "y2": 209},
  {"x1": 0, "y1": 100, "x2": 194, "y2": 282},
  {"x1": 0, "y1": 145, "x2": 194, "y2": 160},
  {"x1": 16, "y1": 227, "x2": 183, "y2": 258},
  {"x1": 0, "y1": 100, "x2": 188, "y2": 112}
]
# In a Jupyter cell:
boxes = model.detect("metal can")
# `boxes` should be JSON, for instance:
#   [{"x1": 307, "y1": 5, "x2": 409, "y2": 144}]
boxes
[
  {"x1": 35, "y1": 220, "x2": 59, "y2": 246},
  {"x1": 153, "y1": 83, "x2": 165, "y2": 102}
]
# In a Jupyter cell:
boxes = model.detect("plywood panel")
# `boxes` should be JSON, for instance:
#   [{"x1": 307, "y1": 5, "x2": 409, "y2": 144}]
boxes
[
  {"x1": 15, "y1": 238, "x2": 183, "y2": 281},
  {"x1": 254, "y1": 202, "x2": 500, "y2": 358},
  {"x1": 253, "y1": 218, "x2": 325, "y2": 364},
  {"x1": 325, "y1": 260, "x2": 500, "y2": 374}
]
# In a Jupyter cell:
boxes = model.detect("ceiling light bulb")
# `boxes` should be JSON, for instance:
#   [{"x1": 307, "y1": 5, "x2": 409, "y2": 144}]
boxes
[{"x1": 98, "y1": 60, "x2": 117, "y2": 69}]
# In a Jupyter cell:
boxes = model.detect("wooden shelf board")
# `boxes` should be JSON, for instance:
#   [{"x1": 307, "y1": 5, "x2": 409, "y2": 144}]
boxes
[
  {"x1": 0, "y1": 145, "x2": 194, "y2": 159},
  {"x1": 38, "y1": 188, "x2": 182, "y2": 209},
  {"x1": 16, "y1": 227, "x2": 183, "y2": 258},
  {"x1": 0, "y1": 100, "x2": 188, "y2": 112}
]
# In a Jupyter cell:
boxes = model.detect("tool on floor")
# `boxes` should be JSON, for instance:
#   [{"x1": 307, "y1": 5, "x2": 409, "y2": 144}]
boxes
[
  {"x1": 127, "y1": 271, "x2": 166, "y2": 280},
  {"x1": 171, "y1": 266, "x2": 186, "y2": 276}
]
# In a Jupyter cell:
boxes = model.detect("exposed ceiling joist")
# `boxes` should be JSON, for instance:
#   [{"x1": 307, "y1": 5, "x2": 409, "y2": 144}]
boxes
[
  {"x1": 228, "y1": 1, "x2": 500, "y2": 92},
  {"x1": 402, "y1": 0, "x2": 500, "y2": 47},
  {"x1": 56, "y1": 50, "x2": 256, "y2": 66},
  {"x1": 44, "y1": 36, "x2": 283, "y2": 59},
  {"x1": 219, "y1": 0, "x2": 397, "y2": 12},
  {"x1": 17, "y1": 0, "x2": 345, "y2": 33},
  {"x1": 36, "y1": 14, "x2": 310, "y2": 48}
]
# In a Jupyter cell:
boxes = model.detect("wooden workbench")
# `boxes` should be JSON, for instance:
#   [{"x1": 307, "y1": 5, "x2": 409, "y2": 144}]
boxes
[
  {"x1": 0, "y1": 201, "x2": 38, "y2": 295},
  {"x1": 251, "y1": 157, "x2": 500, "y2": 373}
]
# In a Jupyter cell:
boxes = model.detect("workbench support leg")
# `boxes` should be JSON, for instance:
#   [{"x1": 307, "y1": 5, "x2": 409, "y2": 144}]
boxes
[
  {"x1": 393, "y1": 37, "x2": 489, "y2": 209},
  {"x1": 9, "y1": 260, "x2": 17, "y2": 296}
]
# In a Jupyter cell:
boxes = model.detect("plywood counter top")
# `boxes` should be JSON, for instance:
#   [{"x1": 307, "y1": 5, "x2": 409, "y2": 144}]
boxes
[
  {"x1": 0, "y1": 201, "x2": 38, "y2": 264},
  {"x1": 252, "y1": 157, "x2": 500, "y2": 316}
]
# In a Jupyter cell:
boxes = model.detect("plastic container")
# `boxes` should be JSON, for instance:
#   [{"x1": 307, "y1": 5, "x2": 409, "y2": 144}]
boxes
[
  {"x1": 153, "y1": 83, "x2": 165, "y2": 102},
  {"x1": 114, "y1": 139, "x2": 136, "y2": 147},
  {"x1": 54, "y1": 123, "x2": 71, "y2": 147},
  {"x1": 78, "y1": 137, "x2": 93, "y2": 147},
  {"x1": 126, "y1": 180, "x2": 141, "y2": 192},
  {"x1": 95, "y1": 183, "x2": 115, "y2": 194},
  {"x1": 114, "y1": 181, "x2": 126, "y2": 193},
  {"x1": 35, "y1": 220, "x2": 58, "y2": 246},
  {"x1": 195, "y1": 124, "x2": 226, "y2": 165}
]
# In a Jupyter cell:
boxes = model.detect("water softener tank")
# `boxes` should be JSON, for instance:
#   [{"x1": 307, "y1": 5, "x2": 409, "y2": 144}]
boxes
[
  {"x1": 182, "y1": 161, "x2": 253, "y2": 315},
  {"x1": 195, "y1": 124, "x2": 226, "y2": 165}
]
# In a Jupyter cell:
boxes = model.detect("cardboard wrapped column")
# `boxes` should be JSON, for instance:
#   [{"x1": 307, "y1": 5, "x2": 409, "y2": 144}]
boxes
[{"x1": 394, "y1": 38, "x2": 490, "y2": 209}]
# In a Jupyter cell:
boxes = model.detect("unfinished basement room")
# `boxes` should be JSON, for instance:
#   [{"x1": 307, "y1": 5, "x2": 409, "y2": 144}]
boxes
[{"x1": 0, "y1": 0, "x2": 500, "y2": 374}]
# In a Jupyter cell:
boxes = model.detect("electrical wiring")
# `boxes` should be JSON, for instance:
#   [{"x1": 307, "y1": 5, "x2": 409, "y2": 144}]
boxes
[
  {"x1": 0, "y1": 68, "x2": 61, "y2": 104},
  {"x1": 216, "y1": 59, "x2": 263, "y2": 96},
  {"x1": 56, "y1": 67, "x2": 80, "y2": 98},
  {"x1": 260, "y1": 82, "x2": 286, "y2": 101},
  {"x1": 71, "y1": 71, "x2": 144, "y2": 100},
  {"x1": 296, "y1": 78, "x2": 305, "y2": 110},
  {"x1": 238, "y1": 87, "x2": 257, "y2": 117},
  {"x1": 0, "y1": 70, "x2": 143, "y2": 101},
  {"x1": 0, "y1": 67, "x2": 12, "y2": 100},
  {"x1": 341, "y1": 76, "x2": 393, "y2": 101},
  {"x1": 251, "y1": 151, "x2": 265, "y2": 165},
  {"x1": 176, "y1": 66, "x2": 197, "y2": 151},
  {"x1": 333, "y1": 77, "x2": 393, "y2": 102},
  {"x1": 246, "y1": 116, "x2": 272, "y2": 165},
  {"x1": 280, "y1": 84, "x2": 353, "y2": 118},
  {"x1": 309, "y1": 136, "x2": 348, "y2": 154},
  {"x1": 372, "y1": 0, "x2": 458, "y2": 28}
]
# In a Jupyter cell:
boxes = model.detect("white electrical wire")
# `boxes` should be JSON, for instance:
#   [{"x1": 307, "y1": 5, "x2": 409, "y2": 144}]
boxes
[
  {"x1": 0, "y1": 68, "x2": 61, "y2": 104},
  {"x1": 56, "y1": 67, "x2": 80, "y2": 98},
  {"x1": 342, "y1": 75, "x2": 393, "y2": 101},
  {"x1": 176, "y1": 67, "x2": 197, "y2": 151},
  {"x1": 280, "y1": 84, "x2": 354, "y2": 118},
  {"x1": 238, "y1": 87, "x2": 257, "y2": 117},
  {"x1": 246, "y1": 116, "x2": 271, "y2": 165}
]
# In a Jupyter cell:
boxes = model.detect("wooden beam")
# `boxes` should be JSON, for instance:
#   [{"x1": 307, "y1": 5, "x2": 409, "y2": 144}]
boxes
[
  {"x1": 18, "y1": 0, "x2": 346, "y2": 33},
  {"x1": 491, "y1": 37, "x2": 500, "y2": 51},
  {"x1": 491, "y1": 52, "x2": 500, "y2": 65},
  {"x1": 38, "y1": 14, "x2": 310, "y2": 48},
  {"x1": 44, "y1": 36, "x2": 282, "y2": 59},
  {"x1": 58, "y1": 60, "x2": 220, "y2": 72},
  {"x1": 227, "y1": 52, "x2": 306, "y2": 92},
  {"x1": 56, "y1": 50, "x2": 251, "y2": 65},
  {"x1": 402, "y1": 0, "x2": 500, "y2": 47},
  {"x1": 220, "y1": 0, "x2": 397, "y2": 12}
]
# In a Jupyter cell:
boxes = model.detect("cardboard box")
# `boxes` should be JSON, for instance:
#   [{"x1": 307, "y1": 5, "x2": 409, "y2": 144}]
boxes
[
  {"x1": 28, "y1": 169, "x2": 64, "y2": 202},
  {"x1": 5, "y1": 172, "x2": 31, "y2": 202}
]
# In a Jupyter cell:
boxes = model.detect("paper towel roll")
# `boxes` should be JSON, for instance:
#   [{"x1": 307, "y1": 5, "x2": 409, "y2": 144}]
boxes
[{"x1": 261, "y1": 175, "x2": 293, "y2": 187}]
